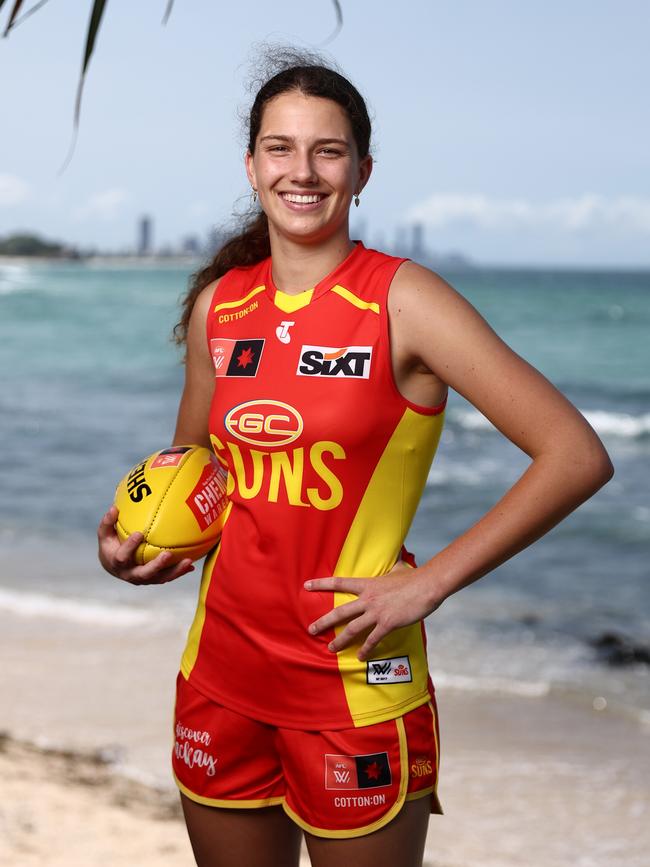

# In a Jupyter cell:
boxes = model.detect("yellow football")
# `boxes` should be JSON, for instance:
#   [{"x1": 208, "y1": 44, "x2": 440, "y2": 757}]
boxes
[{"x1": 114, "y1": 445, "x2": 230, "y2": 565}]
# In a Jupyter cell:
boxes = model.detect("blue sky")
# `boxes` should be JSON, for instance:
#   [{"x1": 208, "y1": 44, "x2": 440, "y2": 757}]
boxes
[{"x1": 1, "y1": 0, "x2": 649, "y2": 266}]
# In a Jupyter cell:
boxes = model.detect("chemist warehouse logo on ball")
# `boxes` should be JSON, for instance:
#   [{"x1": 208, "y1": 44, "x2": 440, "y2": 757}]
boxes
[{"x1": 297, "y1": 345, "x2": 372, "y2": 378}]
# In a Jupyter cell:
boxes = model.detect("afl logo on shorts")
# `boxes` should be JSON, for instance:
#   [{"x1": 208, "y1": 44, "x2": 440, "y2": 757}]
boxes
[
  {"x1": 297, "y1": 346, "x2": 372, "y2": 378},
  {"x1": 224, "y1": 400, "x2": 304, "y2": 447}
]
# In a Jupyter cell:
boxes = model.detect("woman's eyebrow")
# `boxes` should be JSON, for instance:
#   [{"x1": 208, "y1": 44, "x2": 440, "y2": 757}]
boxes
[{"x1": 259, "y1": 134, "x2": 350, "y2": 146}]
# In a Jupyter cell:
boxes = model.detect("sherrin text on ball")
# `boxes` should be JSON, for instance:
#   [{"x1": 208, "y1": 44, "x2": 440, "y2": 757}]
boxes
[{"x1": 114, "y1": 445, "x2": 229, "y2": 565}]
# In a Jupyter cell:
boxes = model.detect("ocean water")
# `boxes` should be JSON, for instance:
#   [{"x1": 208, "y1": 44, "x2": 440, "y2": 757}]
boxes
[{"x1": 1, "y1": 258, "x2": 648, "y2": 728}]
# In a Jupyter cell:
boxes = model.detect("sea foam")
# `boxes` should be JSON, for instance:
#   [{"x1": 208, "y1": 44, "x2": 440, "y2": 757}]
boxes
[
  {"x1": 429, "y1": 669, "x2": 552, "y2": 698},
  {"x1": 0, "y1": 587, "x2": 161, "y2": 628},
  {"x1": 452, "y1": 407, "x2": 650, "y2": 439}
]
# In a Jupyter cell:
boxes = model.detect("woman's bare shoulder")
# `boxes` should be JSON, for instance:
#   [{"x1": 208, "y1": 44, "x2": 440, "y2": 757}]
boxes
[
  {"x1": 388, "y1": 260, "x2": 491, "y2": 360},
  {"x1": 389, "y1": 260, "x2": 470, "y2": 314}
]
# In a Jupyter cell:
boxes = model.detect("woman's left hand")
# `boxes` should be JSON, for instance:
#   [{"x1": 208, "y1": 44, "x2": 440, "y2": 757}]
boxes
[{"x1": 304, "y1": 564, "x2": 442, "y2": 661}]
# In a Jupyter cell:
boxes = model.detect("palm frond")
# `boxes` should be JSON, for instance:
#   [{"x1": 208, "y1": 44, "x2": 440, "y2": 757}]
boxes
[
  {"x1": 3, "y1": 0, "x2": 345, "y2": 172},
  {"x1": 328, "y1": 0, "x2": 343, "y2": 40},
  {"x1": 162, "y1": 0, "x2": 174, "y2": 26},
  {"x1": 11, "y1": 0, "x2": 53, "y2": 31},
  {"x1": 74, "y1": 0, "x2": 107, "y2": 126},
  {"x1": 2, "y1": 0, "x2": 25, "y2": 37},
  {"x1": 59, "y1": 0, "x2": 108, "y2": 173}
]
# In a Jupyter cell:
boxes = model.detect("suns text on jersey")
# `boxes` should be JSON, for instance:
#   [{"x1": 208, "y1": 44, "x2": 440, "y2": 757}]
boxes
[{"x1": 210, "y1": 435, "x2": 345, "y2": 511}]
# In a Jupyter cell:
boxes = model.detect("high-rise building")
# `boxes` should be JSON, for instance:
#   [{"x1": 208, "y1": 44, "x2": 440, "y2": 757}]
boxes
[
  {"x1": 138, "y1": 215, "x2": 152, "y2": 255},
  {"x1": 411, "y1": 223, "x2": 425, "y2": 261},
  {"x1": 182, "y1": 235, "x2": 201, "y2": 256}
]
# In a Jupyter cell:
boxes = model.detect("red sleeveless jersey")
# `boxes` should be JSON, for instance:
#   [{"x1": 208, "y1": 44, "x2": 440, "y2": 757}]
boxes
[{"x1": 180, "y1": 243, "x2": 446, "y2": 729}]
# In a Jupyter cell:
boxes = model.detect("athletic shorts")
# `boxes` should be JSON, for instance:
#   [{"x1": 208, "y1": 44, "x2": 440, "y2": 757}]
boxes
[{"x1": 172, "y1": 672, "x2": 442, "y2": 839}]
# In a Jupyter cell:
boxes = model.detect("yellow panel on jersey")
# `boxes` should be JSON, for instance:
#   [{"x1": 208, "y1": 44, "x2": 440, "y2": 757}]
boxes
[
  {"x1": 181, "y1": 520, "x2": 228, "y2": 678},
  {"x1": 332, "y1": 407, "x2": 445, "y2": 725},
  {"x1": 331, "y1": 284, "x2": 380, "y2": 315},
  {"x1": 273, "y1": 288, "x2": 314, "y2": 313},
  {"x1": 214, "y1": 285, "x2": 266, "y2": 313}
]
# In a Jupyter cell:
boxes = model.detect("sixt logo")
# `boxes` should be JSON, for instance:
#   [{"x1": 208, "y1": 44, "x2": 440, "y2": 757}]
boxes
[
  {"x1": 224, "y1": 400, "x2": 303, "y2": 447},
  {"x1": 297, "y1": 345, "x2": 372, "y2": 378}
]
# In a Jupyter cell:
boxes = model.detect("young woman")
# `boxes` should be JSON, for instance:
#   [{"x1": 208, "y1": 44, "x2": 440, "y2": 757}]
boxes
[{"x1": 98, "y1": 56, "x2": 613, "y2": 867}]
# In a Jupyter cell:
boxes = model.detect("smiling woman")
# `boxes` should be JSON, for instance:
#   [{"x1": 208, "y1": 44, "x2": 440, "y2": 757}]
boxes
[
  {"x1": 97, "y1": 47, "x2": 613, "y2": 867},
  {"x1": 245, "y1": 92, "x2": 371, "y2": 251}
]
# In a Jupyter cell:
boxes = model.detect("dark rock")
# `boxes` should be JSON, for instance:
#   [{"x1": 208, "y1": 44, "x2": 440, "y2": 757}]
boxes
[
  {"x1": 519, "y1": 614, "x2": 541, "y2": 627},
  {"x1": 590, "y1": 631, "x2": 650, "y2": 666}
]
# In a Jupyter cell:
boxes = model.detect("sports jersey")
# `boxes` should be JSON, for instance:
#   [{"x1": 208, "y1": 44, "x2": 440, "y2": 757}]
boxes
[{"x1": 180, "y1": 242, "x2": 446, "y2": 729}]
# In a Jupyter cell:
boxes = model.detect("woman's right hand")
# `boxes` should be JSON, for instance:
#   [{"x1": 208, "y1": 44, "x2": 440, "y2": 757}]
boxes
[{"x1": 97, "y1": 505, "x2": 195, "y2": 585}]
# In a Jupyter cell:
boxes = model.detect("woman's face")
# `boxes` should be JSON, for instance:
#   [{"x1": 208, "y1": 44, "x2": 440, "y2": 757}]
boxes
[{"x1": 245, "y1": 91, "x2": 372, "y2": 246}]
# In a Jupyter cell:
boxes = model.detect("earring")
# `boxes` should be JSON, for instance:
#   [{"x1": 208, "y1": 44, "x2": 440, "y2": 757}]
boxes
[
  {"x1": 251, "y1": 188, "x2": 258, "y2": 205},
  {"x1": 354, "y1": 193, "x2": 360, "y2": 207}
]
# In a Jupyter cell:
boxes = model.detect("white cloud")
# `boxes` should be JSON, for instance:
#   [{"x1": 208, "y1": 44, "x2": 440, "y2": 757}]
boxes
[
  {"x1": 75, "y1": 188, "x2": 130, "y2": 220},
  {"x1": 0, "y1": 173, "x2": 30, "y2": 206},
  {"x1": 407, "y1": 193, "x2": 650, "y2": 234}
]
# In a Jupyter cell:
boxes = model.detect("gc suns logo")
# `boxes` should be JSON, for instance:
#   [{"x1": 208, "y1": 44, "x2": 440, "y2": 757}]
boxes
[{"x1": 297, "y1": 345, "x2": 372, "y2": 378}]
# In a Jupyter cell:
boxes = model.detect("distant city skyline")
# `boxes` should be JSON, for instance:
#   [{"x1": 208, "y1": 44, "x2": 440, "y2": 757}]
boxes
[
  {"x1": 0, "y1": 214, "x2": 474, "y2": 273},
  {"x1": 1, "y1": 1, "x2": 649, "y2": 267}
]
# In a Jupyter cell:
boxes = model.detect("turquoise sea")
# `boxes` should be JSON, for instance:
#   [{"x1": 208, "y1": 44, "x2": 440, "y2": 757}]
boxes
[{"x1": 1, "y1": 258, "x2": 648, "y2": 728}]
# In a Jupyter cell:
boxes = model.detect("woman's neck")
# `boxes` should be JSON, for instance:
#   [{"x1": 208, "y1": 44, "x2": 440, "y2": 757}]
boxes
[{"x1": 268, "y1": 229, "x2": 356, "y2": 296}]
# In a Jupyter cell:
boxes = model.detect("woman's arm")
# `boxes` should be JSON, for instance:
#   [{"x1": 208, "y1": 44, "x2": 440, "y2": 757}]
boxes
[
  {"x1": 97, "y1": 281, "x2": 218, "y2": 584},
  {"x1": 306, "y1": 263, "x2": 614, "y2": 658},
  {"x1": 172, "y1": 281, "x2": 218, "y2": 447}
]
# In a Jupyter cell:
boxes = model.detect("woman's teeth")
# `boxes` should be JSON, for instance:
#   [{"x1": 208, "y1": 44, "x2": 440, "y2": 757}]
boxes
[{"x1": 281, "y1": 193, "x2": 324, "y2": 204}]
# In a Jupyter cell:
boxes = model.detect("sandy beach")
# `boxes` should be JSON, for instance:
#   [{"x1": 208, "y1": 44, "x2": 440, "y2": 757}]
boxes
[{"x1": 1, "y1": 605, "x2": 648, "y2": 867}]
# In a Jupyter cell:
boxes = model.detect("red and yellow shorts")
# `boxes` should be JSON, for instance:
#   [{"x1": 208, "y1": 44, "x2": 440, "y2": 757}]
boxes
[{"x1": 172, "y1": 673, "x2": 442, "y2": 839}]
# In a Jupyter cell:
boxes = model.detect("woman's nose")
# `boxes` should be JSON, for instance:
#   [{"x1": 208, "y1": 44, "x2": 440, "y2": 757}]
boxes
[{"x1": 290, "y1": 149, "x2": 318, "y2": 184}]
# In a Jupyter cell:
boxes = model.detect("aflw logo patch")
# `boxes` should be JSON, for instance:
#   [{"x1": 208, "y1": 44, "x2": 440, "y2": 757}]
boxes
[
  {"x1": 297, "y1": 345, "x2": 372, "y2": 378},
  {"x1": 366, "y1": 656, "x2": 412, "y2": 684},
  {"x1": 211, "y1": 338, "x2": 264, "y2": 377},
  {"x1": 324, "y1": 752, "x2": 392, "y2": 790}
]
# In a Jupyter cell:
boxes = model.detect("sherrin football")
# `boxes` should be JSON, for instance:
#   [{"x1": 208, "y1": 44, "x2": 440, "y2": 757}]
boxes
[{"x1": 114, "y1": 445, "x2": 230, "y2": 565}]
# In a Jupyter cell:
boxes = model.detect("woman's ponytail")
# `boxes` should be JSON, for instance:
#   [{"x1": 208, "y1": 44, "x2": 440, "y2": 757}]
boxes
[{"x1": 173, "y1": 211, "x2": 270, "y2": 346}]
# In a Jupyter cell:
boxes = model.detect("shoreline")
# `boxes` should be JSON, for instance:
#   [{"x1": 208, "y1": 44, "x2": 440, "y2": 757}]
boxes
[
  {"x1": 3, "y1": 253, "x2": 650, "y2": 273},
  {"x1": 0, "y1": 253, "x2": 201, "y2": 268}
]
